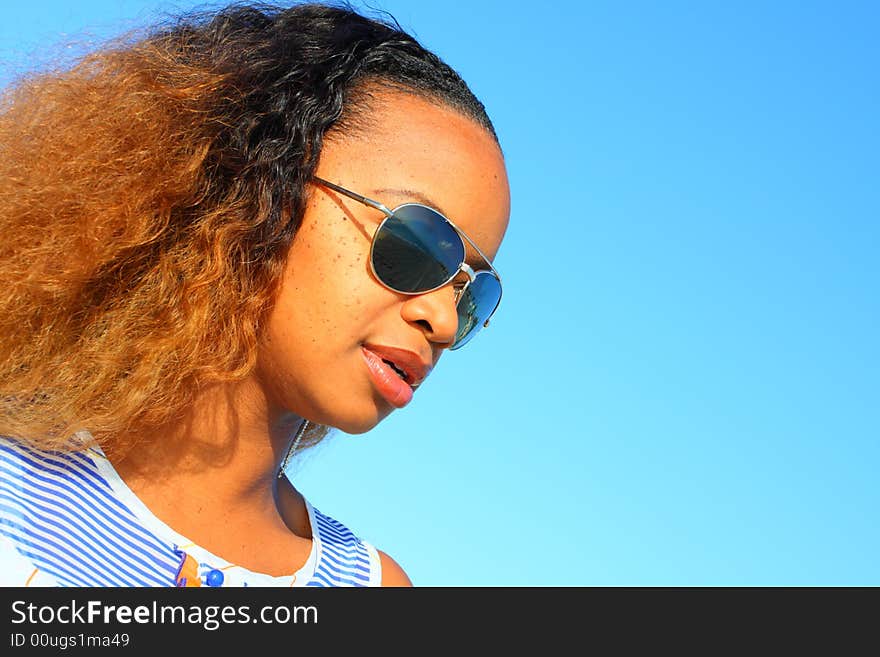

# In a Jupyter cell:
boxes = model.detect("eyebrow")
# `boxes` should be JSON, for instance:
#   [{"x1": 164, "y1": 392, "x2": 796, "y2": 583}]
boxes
[{"x1": 372, "y1": 187, "x2": 452, "y2": 221}]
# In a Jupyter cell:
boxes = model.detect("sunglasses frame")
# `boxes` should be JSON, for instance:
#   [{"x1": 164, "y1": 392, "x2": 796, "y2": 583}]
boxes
[{"x1": 312, "y1": 176, "x2": 502, "y2": 348}]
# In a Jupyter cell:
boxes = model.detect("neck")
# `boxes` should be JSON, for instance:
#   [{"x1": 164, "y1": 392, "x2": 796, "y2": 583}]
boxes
[{"x1": 107, "y1": 376, "x2": 310, "y2": 539}]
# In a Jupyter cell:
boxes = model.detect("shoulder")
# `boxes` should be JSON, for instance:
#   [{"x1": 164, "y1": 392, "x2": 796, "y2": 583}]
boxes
[
  {"x1": 305, "y1": 501, "x2": 413, "y2": 587},
  {"x1": 377, "y1": 549, "x2": 413, "y2": 587}
]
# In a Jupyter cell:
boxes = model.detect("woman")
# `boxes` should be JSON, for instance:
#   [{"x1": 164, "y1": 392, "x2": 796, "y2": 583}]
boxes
[{"x1": 0, "y1": 2, "x2": 509, "y2": 586}]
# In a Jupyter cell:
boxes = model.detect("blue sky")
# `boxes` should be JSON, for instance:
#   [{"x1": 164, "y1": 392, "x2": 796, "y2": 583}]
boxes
[{"x1": 3, "y1": 1, "x2": 878, "y2": 585}]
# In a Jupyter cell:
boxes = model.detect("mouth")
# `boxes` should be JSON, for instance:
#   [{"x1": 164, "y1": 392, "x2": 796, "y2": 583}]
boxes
[
  {"x1": 361, "y1": 348, "x2": 414, "y2": 408},
  {"x1": 360, "y1": 344, "x2": 432, "y2": 409},
  {"x1": 361, "y1": 343, "x2": 431, "y2": 388},
  {"x1": 382, "y1": 359, "x2": 411, "y2": 384}
]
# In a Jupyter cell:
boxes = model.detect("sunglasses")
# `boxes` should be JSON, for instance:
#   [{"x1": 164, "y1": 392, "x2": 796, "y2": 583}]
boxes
[{"x1": 312, "y1": 177, "x2": 502, "y2": 350}]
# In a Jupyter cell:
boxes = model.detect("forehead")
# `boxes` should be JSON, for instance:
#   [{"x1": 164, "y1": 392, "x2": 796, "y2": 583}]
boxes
[{"x1": 318, "y1": 91, "x2": 511, "y2": 261}]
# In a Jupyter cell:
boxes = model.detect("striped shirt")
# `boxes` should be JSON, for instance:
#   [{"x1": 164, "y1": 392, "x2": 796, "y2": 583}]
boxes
[{"x1": 0, "y1": 436, "x2": 380, "y2": 587}]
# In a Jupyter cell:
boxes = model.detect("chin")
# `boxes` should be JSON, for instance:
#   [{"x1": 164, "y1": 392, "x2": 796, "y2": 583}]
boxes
[
  {"x1": 336, "y1": 412, "x2": 393, "y2": 435},
  {"x1": 280, "y1": 380, "x2": 392, "y2": 434},
  {"x1": 315, "y1": 401, "x2": 394, "y2": 435}
]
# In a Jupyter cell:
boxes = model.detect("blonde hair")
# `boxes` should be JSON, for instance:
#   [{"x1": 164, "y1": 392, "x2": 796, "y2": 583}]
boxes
[{"x1": 0, "y1": 3, "x2": 496, "y2": 457}]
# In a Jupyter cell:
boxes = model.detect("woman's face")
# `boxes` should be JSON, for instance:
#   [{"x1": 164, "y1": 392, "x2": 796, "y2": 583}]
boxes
[{"x1": 255, "y1": 91, "x2": 510, "y2": 433}]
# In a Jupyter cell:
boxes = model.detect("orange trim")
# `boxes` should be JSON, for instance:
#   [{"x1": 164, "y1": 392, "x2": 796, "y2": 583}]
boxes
[{"x1": 25, "y1": 567, "x2": 38, "y2": 587}]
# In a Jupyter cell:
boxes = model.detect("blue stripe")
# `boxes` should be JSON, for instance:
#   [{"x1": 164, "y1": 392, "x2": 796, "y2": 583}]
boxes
[
  {"x1": 306, "y1": 574, "x2": 333, "y2": 587},
  {"x1": 0, "y1": 462, "x2": 178, "y2": 579},
  {"x1": 11, "y1": 443, "x2": 114, "y2": 498},
  {"x1": 315, "y1": 553, "x2": 369, "y2": 581},
  {"x1": 8, "y1": 544, "x2": 90, "y2": 587},
  {"x1": 308, "y1": 570, "x2": 352, "y2": 587},
  {"x1": 0, "y1": 501, "x2": 164, "y2": 587},
  {"x1": 320, "y1": 541, "x2": 370, "y2": 568},
  {"x1": 0, "y1": 452, "x2": 158, "y2": 550},
  {"x1": 0, "y1": 480, "x2": 178, "y2": 582},
  {"x1": 310, "y1": 567, "x2": 366, "y2": 587},
  {"x1": 319, "y1": 544, "x2": 370, "y2": 576},
  {"x1": 0, "y1": 516, "x2": 132, "y2": 586},
  {"x1": 1, "y1": 437, "x2": 376, "y2": 587},
  {"x1": 314, "y1": 517, "x2": 355, "y2": 542},
  {"x1": 0, "y1": 447, "x2": 172, "y2": 554},
  {"x1": 0, "y1": 455, "x2": 176, "y2": 562},
  {"x1": 0, "y1": 448, "x2": 178, "y2": 585},
  {"x1": 314, "y1": 542, "x2": 370, "y2": 579},
  {"x1": 308, "y1": 507, "x2": 373, "y2": 585},
  {"x1": 313, "y1": 508, "x2": 354, "y2": 531},
  {"x1": 0, "y1": 494, "x2": 170, "y2": 586},
  {"x1": 320, "y1": 538, "x2": 367, "y2": 560}
]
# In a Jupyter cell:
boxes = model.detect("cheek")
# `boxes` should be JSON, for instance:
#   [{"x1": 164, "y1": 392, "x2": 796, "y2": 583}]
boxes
[{"x1": 275, "y1": 220, "x2": 380, "y2": 347}]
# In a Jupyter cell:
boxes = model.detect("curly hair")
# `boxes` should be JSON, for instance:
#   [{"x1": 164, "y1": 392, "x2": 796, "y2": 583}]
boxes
[{"x1": 0, "y1": 2, "x2": 497, "y2": 456}]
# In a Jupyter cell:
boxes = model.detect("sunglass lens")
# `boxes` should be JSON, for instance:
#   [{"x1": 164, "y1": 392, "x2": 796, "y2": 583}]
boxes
[
  {"x1": 452, "y1": 271, "x2": 502, "y2": 349},
  {"x1": 371, "y1": 205, "x2": 465, "y2": 293}
]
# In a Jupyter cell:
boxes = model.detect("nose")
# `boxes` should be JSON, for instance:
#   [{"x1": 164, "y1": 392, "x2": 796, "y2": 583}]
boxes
[{"x1": 400, "y1": 284, "x2": 459, "y2": 348}]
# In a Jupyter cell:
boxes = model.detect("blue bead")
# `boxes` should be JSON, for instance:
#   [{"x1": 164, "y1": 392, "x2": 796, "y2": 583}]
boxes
[{"x1": 205, "y1": 569, "x2": 224, "y2": 587}]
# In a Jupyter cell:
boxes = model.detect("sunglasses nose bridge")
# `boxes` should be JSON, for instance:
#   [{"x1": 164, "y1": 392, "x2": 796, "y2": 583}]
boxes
[{"x1": 452, "y1": 263, "x2": 476, "y2": 306}]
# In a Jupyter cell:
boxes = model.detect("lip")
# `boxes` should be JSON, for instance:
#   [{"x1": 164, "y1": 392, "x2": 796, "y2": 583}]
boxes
[
  {"x1": 361, "y1": 343, "x2": 432, "y2": 388},
  {"x1": 361, "y1": 348, "x2": 412, "y2": 408}
]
